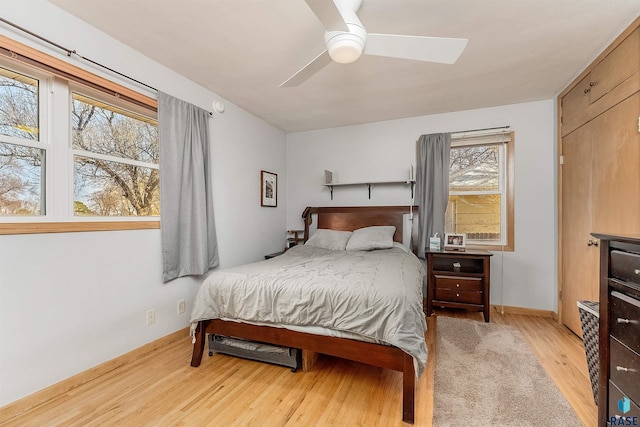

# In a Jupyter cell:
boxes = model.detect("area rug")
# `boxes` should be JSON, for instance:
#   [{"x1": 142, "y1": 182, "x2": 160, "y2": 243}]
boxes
[{"x1": 433, "y1": 317, "x2": 581, "y2": 426}]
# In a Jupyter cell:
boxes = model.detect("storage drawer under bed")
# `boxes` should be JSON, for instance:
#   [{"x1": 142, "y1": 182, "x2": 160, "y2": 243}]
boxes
[{"x1": 208, "y1": 334, "x2": 301, "y2": 372}]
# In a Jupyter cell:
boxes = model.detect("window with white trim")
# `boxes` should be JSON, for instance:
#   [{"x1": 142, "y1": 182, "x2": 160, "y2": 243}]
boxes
[
  {"x1": 71, "y1": 92, "x2": 159, "y2": 216},
  {"x1": 0, "y1": 58, "x2": 159, "y2": 221},
  {"x1": 445, "y1": 131, "x2": 514, "y2": 249},
  {"x1": 0, "y1": 65, "x2": 47, "y2": 215}
]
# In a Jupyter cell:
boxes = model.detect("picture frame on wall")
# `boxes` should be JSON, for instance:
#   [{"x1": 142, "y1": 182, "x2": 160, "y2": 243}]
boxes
[
  {"x1": 260, "y1": 170, "x2": 277, "y2": 207},
  {"x1": 444, "y1": 233, "x2": 466, "y2": 251}
]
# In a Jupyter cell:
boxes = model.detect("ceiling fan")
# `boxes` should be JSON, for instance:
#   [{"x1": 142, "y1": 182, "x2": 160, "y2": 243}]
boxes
[{"x1": 280, "y1": 0, "x2": 468, "y2": 87}]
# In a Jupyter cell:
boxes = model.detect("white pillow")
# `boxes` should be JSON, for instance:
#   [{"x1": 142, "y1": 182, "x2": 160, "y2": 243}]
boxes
[
  {"x1": 346, "y1": 226, "x2": 396, "y2": 251},
  {"x1": 305, "y1": 229, "x2": 353, "y2": 250}
]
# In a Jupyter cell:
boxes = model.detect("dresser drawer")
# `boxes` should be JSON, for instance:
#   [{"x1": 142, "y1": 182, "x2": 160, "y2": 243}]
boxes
[
  {"x1": 610, "y1": 337, "x2": 640, "y2": 406},
  {"x1": 434, "y1": 289, "x2": 483, "y2": 305},
  {"x1": 608, "y1": 381, "x2": 640, "y2": 425},
  {"x1": 611, "y1": 250, "x2": 640, "y2": 286},
  {"x1": 434, "y1": 275, "x2": 482, "y2": 291},
  {"x1": 611, "y1": 291, "x2": 640, "y2": 354}
]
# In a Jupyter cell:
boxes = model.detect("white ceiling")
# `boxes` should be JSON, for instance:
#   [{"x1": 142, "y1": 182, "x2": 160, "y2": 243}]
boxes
[{"x1": 49, "y1": 0, "x2": 640, "y2": 133}]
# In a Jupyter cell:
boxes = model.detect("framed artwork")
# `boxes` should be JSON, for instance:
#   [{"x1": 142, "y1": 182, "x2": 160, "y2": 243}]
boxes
[
  {"x1": 444, "y1": 233, "x2": 466, "y2": 251},
  {"x1": 260, "y1": 170, "x2": 277, "y2": 207}
]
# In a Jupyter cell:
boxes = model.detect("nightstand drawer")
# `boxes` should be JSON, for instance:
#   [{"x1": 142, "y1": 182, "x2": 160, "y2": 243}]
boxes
[
  {"x1": 434, "y1": 275, "x2": 482, "y2": 291},
  {"x1": 611, "y1": 250, "x2": 640, "y2": 286},
  {"x1": 611, "y1": 291, "x2": 640, "y2": 354},
  {"x1": 608, "y1": 381, "x2": 640, "y2": 423},
  {"x1": 610, "y1": 338, "x2": 640, "y2": 406},
  {"x1": 434, "y1": 289, "x2": 482, "y2": 305}
]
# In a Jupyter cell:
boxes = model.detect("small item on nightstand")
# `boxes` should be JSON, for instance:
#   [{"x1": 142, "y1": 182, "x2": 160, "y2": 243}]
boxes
[
  {"x1": 453, "y1": 262, "x2": 461, "y2": 272},
  {"x1": 429, "y1": 233, "x2": 441, "y2": 251}
]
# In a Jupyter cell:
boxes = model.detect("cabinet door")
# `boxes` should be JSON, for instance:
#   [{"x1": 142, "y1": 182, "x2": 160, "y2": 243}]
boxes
[
  {"x1": 561, "y1": 74, "x2": 592, "y2": 137},
  {"x1": 591, "y1": 93, "x2": 640, "y2": 234},
  {"x1": 561, "y1": 123, "x2": 599, "y2": 336},
  {"x1": 561, "y1": 92, "x2": 640, "y2": 336},
  {"x1": 590, "y1": 27, "x2": 640, "y2": 103}
]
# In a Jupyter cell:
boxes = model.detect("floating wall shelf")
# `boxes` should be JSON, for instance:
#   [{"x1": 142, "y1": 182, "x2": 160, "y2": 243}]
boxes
[{"x1": 323, "y1": 170, "x2": 415, "y2": 200}]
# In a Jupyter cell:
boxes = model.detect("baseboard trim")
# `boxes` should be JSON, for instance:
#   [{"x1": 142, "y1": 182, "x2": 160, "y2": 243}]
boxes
[
  {"x1": 491, "y1": 304, "x2": 556, "y2": 318},
  {"x1": 0, "y1": 327, "x2": 189, "y2": 422}
]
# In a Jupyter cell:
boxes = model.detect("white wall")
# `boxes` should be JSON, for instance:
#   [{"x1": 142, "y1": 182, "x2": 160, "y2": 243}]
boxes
[
  {"x1": 0, "y1": 1, "x2": 286, "y2": 406},
  {"x1": 286, "y1": 100, "x2": 557, "y2": 312},
  {"x1": 0, "y1": 1, "x2": 558, "y2": 408}
]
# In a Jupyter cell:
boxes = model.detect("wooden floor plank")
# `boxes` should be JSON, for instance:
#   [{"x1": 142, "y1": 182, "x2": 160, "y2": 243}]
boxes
[{"x1": 0, "y1": 309, "x2": 597, "y2": 426}]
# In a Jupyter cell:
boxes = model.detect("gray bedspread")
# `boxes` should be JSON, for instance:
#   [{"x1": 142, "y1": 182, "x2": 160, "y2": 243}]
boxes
[{"x1": 190, "y1": 244, "x2": 428, "y2": 375}]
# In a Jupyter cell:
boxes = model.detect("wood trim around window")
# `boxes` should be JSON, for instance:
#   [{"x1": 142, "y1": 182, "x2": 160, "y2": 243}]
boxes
[
  {"x1": 0, "y1": 221, "x2": 160, "y2": 235},
  {"x1": 0, "y1": 35, "x2": 160, "y2": 235},
  {"x1": 0, "y1": 34, "x2": 157, "y2": 110}
]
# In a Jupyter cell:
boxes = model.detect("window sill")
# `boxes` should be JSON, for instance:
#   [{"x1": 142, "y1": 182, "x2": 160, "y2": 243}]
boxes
[
  {"x1": 0, "y1": 221, "x2": 160, "y2": 235},
  {"x1": 467, "y1": 243, "x2": 514, "y2": 252}
]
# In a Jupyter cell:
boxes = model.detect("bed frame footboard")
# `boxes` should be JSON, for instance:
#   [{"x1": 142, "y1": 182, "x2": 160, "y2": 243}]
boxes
[{"x1": 190, "y1": 319, "x2": 416, "y2": 424}]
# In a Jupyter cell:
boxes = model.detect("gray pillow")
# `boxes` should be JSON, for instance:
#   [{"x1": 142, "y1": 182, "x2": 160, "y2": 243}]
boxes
[
  {"x1": 346, "y1": 226, "x2": 396, "y2": 251},
  {"x1": 305, "y1": 229, "x2": 353, "y2": 250}
]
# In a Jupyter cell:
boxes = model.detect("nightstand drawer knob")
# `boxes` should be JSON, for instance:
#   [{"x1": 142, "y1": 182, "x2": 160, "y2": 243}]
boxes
[
  {"x1": 456, "y1": 293, "x2": 460, "y2": 297},
  {"x1": 456, "y1": 284, "x2": 460, "y2": 288},
  {"x1": 616, "y1": 365, "x2": 636, "y2": 373}
]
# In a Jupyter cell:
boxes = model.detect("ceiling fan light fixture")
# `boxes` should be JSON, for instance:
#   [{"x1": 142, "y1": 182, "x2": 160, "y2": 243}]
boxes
[
  {"x1": 328, "y1": 39, "x2": 362, "y2": 63},
  {"x1": 280, "y1": 0, "x2": 467, "y2": 87},
  {"x1": 326, "y1": 32, "x2": 365, "y2": 64}
]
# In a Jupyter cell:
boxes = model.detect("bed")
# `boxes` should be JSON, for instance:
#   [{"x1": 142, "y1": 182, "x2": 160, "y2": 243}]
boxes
[{"x1": 189, "y1": 205, "x2": 426, "y2": 424}]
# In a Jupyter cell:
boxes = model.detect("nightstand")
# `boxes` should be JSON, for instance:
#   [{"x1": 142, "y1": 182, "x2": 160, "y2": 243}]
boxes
[{"x1": 425, "y1": 249, "x2": 493, "y2": 322}]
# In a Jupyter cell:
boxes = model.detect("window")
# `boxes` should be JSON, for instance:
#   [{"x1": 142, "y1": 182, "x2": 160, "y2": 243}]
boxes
[
  {"x1": 445, "y1": 131, "x2": 514, "y2": 250},
  {"x1": 72, "y1": 93, "x2": 159, "y2": 217},
  {"x1": 0, "y1": 66, "x2": 45, "y2": 215},
  {"x1": 0, "y1": 36, "x2": 159, "y2": 234}
]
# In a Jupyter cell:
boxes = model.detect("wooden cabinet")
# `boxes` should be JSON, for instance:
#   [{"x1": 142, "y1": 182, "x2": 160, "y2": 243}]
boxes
[
  {"x1": 561, "y1": 74, "x2": 593, "y2": 135},
  {"x1": 590, "y1": 27, "x2": 639, "y2": 103},
  {"x1": 561, "y1": 27, "x2": 639, "y2": 137},
  {"x1": 425, "y1": 249, "x2": 492, "y2": 322},
  {"x1": 559, "y1": 19, "x2": 640, "y2": 336},
  {"x1": 592, "y1": 233, "x2": 640, "y2": 426},
  {"x1": 562, "y1": 93, "x2": 640, "y2": 335}
]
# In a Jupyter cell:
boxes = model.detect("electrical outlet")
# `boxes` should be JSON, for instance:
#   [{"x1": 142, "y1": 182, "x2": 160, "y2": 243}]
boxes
[
  {"x1": 177, "y1": 299, "x2": 186, "y2": 314},
  {"x1": 146, "y1": 309, "x2": 156, "y2": 325}
]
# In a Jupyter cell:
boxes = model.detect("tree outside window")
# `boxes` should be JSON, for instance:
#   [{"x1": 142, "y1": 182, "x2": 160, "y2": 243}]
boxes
[
  {"x1": 72, "y1": 94, "x2": 159, "y2": 217},
  {"x1": 0, "y1": 67, "x2": 43, "y2": 215},
  {"x1": 0, "y1": 63, "x2": 160, "y2": 219}
]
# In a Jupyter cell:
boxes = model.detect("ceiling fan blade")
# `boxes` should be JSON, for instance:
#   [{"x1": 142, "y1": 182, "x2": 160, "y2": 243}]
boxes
[
  {"x1": 280, "y1": 50, "x2": 333, "y2": 87},
  {"x1": 365, "y1": 34, "x2": 468, "y2": 64},
  {"x1": 304, "y1": 0, "x2": 349, "y2": 31}
]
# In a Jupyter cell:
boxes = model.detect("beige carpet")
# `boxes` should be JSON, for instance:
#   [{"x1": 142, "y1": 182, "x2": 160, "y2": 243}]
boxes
[{"x1": 433, "y1": 316, "x2": 581, "y2": 426}]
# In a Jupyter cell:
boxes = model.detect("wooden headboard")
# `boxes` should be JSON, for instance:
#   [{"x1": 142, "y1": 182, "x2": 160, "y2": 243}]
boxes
[{"x1": 301, "y1": 206, "x2": 417, "y2": 243}]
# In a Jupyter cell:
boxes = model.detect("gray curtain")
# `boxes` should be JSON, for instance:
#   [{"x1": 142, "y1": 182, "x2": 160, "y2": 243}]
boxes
[
  {"x1": 415, "y1": 133, "x2": 451, "y2": 258},
  {"x1": 158, "y1": 91, "x2": 219, "y2": 282}
]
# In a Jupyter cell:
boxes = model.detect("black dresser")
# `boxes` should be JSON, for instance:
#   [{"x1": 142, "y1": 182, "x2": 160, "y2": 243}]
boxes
[{"x1": 592, "y1": 233, "x2": 640, "y2": 426}]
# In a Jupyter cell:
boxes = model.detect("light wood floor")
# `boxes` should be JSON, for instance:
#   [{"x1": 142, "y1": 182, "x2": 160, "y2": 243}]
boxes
[{"x1": 1, "y1": 308, "x2": 597, "y2": 426}]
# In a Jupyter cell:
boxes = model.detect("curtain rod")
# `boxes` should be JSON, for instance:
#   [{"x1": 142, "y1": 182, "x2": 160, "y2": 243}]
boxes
[
  {"x1": 1, "y1": 17, "x2": 215, "y2": 116},
  {"x1": 0, "y1": 17, "x2": 157, "y2": 92},
  {"x1": 450, "y1": 126, "x2": 510, "y2": 137}
]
